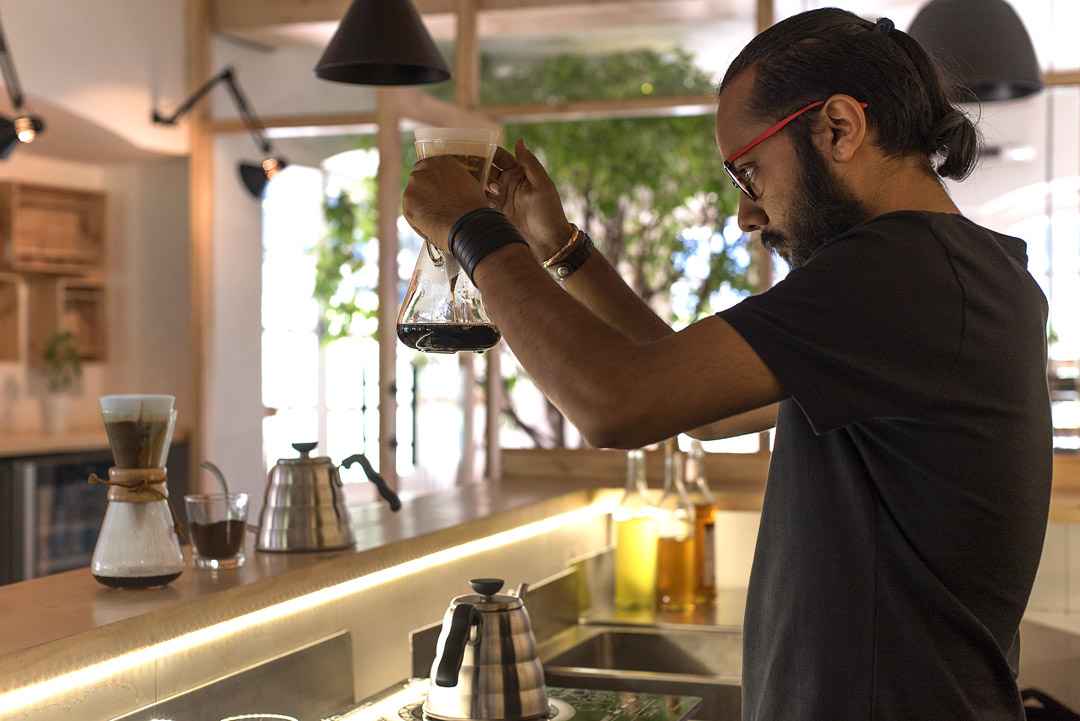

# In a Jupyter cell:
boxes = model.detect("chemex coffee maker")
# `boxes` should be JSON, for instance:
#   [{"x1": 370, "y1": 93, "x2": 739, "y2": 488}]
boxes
[
  {"x1": 424, "y1": 578, "x2": 549, "y2": 721},
  {"x1": 90, "y1": 394, "x2": 185, "y2": 589}
]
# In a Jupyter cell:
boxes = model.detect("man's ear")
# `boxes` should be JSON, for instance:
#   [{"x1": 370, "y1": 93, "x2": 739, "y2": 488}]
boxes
[{"x1": 816, "y1": 94, "x2": 867, "y2": 162}]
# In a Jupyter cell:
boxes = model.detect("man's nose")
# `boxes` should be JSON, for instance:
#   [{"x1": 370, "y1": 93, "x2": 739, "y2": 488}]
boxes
[{"x1": 737, "y1": 195, "x2": 767, "y2": 233}]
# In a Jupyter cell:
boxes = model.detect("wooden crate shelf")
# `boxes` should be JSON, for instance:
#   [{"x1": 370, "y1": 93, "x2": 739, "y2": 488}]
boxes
[
  {"x1": 27, "y1": 276, "x2": 106, "y2": 364},
  {"x1": 0, "y1": 273, "x2": 22, "y2": 362},
  {"x1": 0, "y1": 183, "x2": 106, "y2": 274}
]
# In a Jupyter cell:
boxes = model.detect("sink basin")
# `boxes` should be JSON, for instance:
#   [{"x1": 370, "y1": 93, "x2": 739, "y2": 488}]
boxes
[{"x1": 539, "y1": 624, "x2": 742, "y2": 721}]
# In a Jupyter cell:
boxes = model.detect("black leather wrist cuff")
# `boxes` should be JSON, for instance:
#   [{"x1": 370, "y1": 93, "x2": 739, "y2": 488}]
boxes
[{"x1": 448, "y1": 208, "x2": 527, "y2": 284}]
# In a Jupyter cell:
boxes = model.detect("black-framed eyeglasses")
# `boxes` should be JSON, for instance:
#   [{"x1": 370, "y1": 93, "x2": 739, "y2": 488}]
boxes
[{"x1": 723, "y1": 100, "x2": 867, "y2": 201}]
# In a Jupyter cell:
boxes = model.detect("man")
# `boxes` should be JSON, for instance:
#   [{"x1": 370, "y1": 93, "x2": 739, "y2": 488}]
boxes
[{"x1": 402, "y1": 8, "x2": 1052, "y2": 720}]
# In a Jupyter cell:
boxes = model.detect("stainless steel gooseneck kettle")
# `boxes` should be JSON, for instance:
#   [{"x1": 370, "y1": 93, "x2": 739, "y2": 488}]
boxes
[
  {"x1": 256, "y1": 442, "x2": 401, "y2": 552},
  {"x1": 424, "y1": 578, "x2": 549, "y2": 721}
]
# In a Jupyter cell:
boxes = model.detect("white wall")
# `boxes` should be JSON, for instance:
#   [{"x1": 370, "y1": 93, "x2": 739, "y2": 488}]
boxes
[
  {"x1": 203, "y1": 134, "x2": 264, "y2": 497},
  {"x1": 0, "y1": 154, "x2": 190, "y2": 435},
  {"x1": 2, "y1": 0, "x2": 187, "y2": 156}
]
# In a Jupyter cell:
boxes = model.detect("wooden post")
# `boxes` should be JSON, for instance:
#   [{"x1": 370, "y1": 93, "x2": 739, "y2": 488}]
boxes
[
  {"x1": 375, "y1": 88, "x2": 402, "y2": 489},
  {"x1": 485, "y1": 342, "x2": 503, "y2": 480},
  {"x1": 456, "y1": 0, "x2": 480, "y2": 108},
  {"x1": 188, "y1": 0, "x2": 213, "y2": 489}
]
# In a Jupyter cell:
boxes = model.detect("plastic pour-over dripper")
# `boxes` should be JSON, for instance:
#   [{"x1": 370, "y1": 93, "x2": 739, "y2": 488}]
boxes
[{"x1": 397, "y1": 127, "x2": 502, "y2": 354}]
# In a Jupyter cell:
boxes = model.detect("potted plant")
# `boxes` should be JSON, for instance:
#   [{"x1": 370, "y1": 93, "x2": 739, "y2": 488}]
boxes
[{"x1": 41, "y1": 329, "x2": 82, "y2": 433}]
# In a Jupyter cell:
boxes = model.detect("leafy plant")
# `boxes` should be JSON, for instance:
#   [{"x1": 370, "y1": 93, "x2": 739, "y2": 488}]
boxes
[
  {"x1": 43, "y1": 330, "x2": 82, "y2": 393},
  {"x1": 312, "y1": 180, "x2": 379, "y2": 344}
]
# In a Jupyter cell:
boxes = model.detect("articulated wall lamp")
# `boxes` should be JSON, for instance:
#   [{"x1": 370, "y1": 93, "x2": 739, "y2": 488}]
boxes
[
  {"x1": 152, "y1": 67, "x2": 287, "y2": 198},
  {"x1": 908, "y1": 0, "x2": 1043, "y2": 102},
  {"x1": 314, "y1": 0, "x2": 451, "y2": 85},
  {"x1": 0, "y1": 11, "x2": 45, "y2": 159}
]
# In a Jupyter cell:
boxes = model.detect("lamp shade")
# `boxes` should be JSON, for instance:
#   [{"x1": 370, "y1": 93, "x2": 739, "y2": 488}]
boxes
[
  {"x1": 239, "y1": 157, "x2": 287, "y2": 199},
  {"x1": 0, "y1": 117, "x2": 18, "y2": 159},
  {"x1": 908, "y1": 0, "x2": 1043, "y2": 102},
  {"x1": 314, "y1": 0, "x2": 451, "y2": 85}
]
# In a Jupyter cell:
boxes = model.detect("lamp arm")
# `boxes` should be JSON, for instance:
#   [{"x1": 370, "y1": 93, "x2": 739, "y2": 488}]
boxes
[
  {"x1": 0, "y1": 13, "x2": 25, "y2": 109},
  {"x1": 222, "y1": 70, "x2": 273, "y2": 155},
  {"x1": 152, "y1": 66, "x2": 274, "y2": 155},
  {"x1": 152, "y1": 67, "x2": 232, "y2": 125}
]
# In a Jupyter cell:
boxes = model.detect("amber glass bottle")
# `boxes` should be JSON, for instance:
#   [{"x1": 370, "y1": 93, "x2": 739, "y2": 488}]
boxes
[
  {"x1": 686, "y1": 439, "x2": 717, "y2": 605},
  {"x1": 655, "y1": 438, "x2": 694, "y2": 612}
]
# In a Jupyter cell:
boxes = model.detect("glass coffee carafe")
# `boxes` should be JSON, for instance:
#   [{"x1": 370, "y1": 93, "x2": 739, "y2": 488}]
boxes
[
  {"x1": 90, "y1": 394, "x2": 185, "y2": 588},
  {"x1": 397, "y1": 127, "x2": 502, "y2": 354}
]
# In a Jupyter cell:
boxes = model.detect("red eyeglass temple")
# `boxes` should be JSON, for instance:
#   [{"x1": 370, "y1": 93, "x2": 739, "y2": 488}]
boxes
[{"x1": 725, "y1": 100, "x2": 869, "y2": 163}]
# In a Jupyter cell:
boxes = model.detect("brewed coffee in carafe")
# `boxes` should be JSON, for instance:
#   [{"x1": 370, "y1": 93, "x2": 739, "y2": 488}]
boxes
[{"x1": 397, "y1": 127, "x2": 502, "y2": 354}]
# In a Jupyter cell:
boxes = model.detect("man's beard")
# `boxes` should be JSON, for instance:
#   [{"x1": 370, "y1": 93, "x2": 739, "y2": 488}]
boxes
[{"x1": 760, "y1": 132, "x2": 869, "y2": 269}]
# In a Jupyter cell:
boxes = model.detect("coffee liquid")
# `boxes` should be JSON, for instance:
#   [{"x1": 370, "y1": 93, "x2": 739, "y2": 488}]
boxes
[
  {"x1": 397, "y1": 323, "x2": 501, "y2": 353},
  {"x1": 190, "y1": 520, "x2": 246, "y2": 559},
  {"x1": 104, "y1": 419, "x2": 171, "y2": 468},
  {"x1": 448, "y1": 154, "x2": 487, "y2": 184},
  {"x1": 92, "y1": 572, "x2": 182, "y2": 589}
]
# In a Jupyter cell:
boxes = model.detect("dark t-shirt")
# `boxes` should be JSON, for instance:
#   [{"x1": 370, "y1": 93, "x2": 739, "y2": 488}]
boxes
[{"x1": 719, "y1": 211, "x2": 1052, "y2": 721}]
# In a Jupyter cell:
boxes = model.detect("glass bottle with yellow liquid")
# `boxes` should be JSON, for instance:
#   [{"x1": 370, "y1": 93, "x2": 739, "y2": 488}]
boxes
[
  {"x1": 655, "y1": 438, "x2": 695, "y2": 612},
  {"x1": 613, "y1": 449, "x2": 658, "y2": 611},
  {"x1": 686, "y1": 439, "x2": 717, "y2": 605}
]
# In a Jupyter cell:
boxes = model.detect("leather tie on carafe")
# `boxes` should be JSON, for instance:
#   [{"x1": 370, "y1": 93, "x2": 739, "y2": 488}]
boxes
[{"x1": 89, "y1": 467, "x2": 184, "y2": 539}]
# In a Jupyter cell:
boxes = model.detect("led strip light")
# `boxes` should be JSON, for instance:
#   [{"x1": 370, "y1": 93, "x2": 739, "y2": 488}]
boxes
[{"x1": 0, "y1": 501, "x2": 614, "y2": 716}]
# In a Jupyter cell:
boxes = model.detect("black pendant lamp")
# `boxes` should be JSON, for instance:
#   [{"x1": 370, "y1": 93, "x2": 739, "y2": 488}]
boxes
[
  {"x1": 314, "y1": 0, "x2": 451, "y2": 85},
  {"x1": 908, "y1": 0, "x2": 1043, "y2": 102}
]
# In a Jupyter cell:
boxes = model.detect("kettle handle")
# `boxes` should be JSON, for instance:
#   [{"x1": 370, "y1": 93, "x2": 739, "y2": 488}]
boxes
[
  {"x1": 342, "y1": 453, "x2": 402, "y2": 511},
  {"x1": 435, "y1": 603, "x2": 478, "y2": 687}
]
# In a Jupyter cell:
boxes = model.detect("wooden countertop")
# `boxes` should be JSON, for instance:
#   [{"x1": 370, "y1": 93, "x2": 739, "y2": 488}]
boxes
[{"x1": 0, "y1": 478, "x2": 602, "y2": 659}]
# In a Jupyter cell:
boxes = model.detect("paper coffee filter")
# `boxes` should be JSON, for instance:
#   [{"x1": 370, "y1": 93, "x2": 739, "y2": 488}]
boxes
[
  {"x1": 414, "y1": 127, "x2": 500, "y2": 144},
  {"x1": 99, "y1": 394, "x2": 175, "y2": 419}
]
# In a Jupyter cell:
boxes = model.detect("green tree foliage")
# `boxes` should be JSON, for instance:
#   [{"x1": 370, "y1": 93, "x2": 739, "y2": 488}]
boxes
[
  {"x1": 312, "y1": 178, "x2": 379, "y2": 343},
  {"x1": 487, "y1": 49, "x2": 751, "y2": 324}
]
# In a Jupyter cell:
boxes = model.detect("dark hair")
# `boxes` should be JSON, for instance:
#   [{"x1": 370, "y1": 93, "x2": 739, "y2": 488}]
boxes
[{"x1": 718, "y1": 9, "x2": 979, "y2": 181}]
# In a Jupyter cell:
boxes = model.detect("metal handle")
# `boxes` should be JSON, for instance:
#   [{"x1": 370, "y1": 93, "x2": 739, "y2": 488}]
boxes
[
  {"x1": 435, "y1": 603, "x2": 478, "y2": 687},
  {"x1": 341, "y1": 453, "x2": 402, "y2": 511}
]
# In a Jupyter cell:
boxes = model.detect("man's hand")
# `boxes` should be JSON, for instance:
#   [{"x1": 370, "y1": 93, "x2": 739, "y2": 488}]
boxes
[
  {"x1": 486, "y1": 139, "x2": 574, "y2": 262},
  {"x1": 402, "y1": 156, "x2": 490, "y2": 253}
]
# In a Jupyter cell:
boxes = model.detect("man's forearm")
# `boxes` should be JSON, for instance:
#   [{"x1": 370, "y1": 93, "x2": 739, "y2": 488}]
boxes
[{"x1": 559, "y1": 249, "x2": 673, "y2": 344}]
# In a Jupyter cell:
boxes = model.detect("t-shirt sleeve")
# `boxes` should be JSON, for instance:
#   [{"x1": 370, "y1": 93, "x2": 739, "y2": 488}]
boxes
[{"x1": 719, "y1": 217, "x2": 964, "y2": 434}]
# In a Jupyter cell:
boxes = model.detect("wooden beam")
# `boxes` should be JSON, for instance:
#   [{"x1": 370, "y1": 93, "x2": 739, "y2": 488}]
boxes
[
  {"x1": 391, "y1": 86, "x2": 502, "y2": 129},
  {"x1": 212, "y1": 0, "x2": 744, "y2": 45},
  {"x1": 204, "y1": 112, "x2": 378, "y2": 136},
  {"x1": 1044, "y1": 71, "x2": 1080, "y2": 88},
  {"x1": 484, "y1": 93, "x2": 717, "y2": 123}
]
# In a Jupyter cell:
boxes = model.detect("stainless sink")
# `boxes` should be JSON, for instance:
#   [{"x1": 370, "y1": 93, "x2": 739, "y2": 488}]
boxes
[{"x1": 539, "y1": 624, "x2": 742, "y2": 721}]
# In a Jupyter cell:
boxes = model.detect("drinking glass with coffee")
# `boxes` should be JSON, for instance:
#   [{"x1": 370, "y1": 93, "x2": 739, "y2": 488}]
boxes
[{"x1": 185, "y1": 492, "x2": 250, "y2": 569}]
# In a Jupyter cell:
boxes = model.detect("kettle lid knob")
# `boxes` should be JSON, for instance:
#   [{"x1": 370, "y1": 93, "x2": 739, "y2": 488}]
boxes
[
  {"x1": 469, "y1": 578, "x2": 504, "y2": 596},
  {"x1": 292, "y1": 442, "x2": 317, "y2": 457}
]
